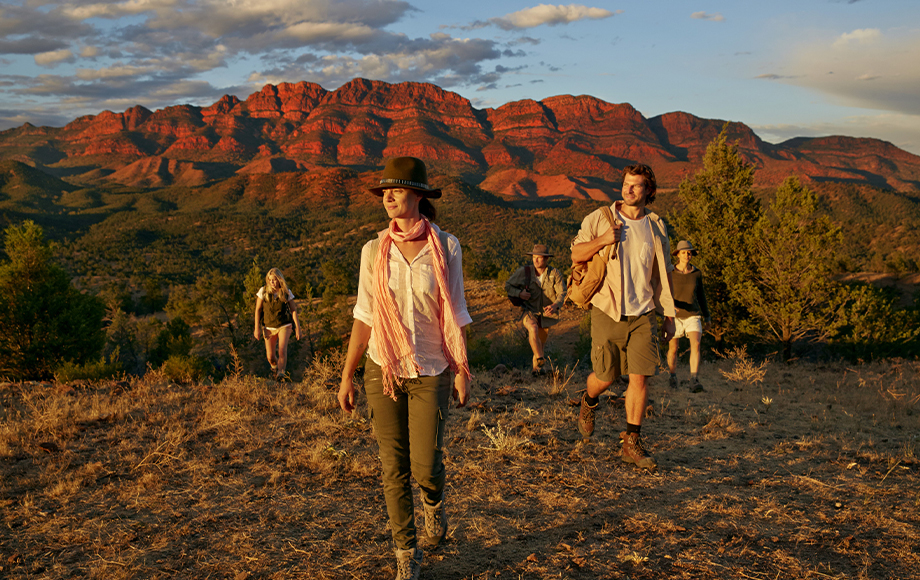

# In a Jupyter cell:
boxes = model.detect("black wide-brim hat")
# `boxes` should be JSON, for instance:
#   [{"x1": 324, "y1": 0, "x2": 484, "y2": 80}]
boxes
[{"x1": 368, "y1": 156, "x2": 442, "y2": 198}]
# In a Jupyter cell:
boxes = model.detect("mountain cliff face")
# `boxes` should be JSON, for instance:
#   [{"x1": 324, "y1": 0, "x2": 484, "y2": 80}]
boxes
[{"x1": 1, "y1": 78, "x2": 919, "y2": 199}]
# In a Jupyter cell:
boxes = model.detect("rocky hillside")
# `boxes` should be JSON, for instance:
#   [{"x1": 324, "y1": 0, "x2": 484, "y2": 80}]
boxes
[{"x1": 1, "y1": 78, "x2": 920, "y2": 198}]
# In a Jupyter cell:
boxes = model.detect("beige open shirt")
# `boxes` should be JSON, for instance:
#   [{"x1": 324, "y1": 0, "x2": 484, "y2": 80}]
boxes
[{"x1": 571, "y1": 201, "x2": 677, "y2": 321}]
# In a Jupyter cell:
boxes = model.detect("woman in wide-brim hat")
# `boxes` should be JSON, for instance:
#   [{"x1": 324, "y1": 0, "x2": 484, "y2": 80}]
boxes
[
  {"x1": 339, "y1": 156, "x2": 471, "y2": 580},
  {"x1": 667, "y1": 240, "x2": 711, "y2": 393}
]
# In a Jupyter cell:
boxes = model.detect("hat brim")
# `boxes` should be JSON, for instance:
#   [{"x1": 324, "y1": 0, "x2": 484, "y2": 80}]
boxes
[
  {"x1": 368, "y1": 184, "x2": 442, "y2": 199},
  {"x1": 526, "y1": 252, "x2": 554, "y2": 257},
  {"x1": 672, "y1": 248, "x2": 698, "y2": 256}
]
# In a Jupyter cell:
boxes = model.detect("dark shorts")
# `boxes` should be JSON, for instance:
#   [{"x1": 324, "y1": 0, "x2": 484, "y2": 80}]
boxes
[{"x1": 590, "y1": 309, "x2": 660, "y2": 382}]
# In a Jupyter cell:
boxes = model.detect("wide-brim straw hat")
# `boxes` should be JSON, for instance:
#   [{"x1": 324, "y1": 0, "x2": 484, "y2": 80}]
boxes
[
  {"x1": 672, "y1": 240, "x2": 698, "y2": 256},
  {"x1": 526, "y1": 244, "x2": 553, "y2": 257},
  {"x1": 368, "y1": 156, "x2": 442, "y2": 198}
]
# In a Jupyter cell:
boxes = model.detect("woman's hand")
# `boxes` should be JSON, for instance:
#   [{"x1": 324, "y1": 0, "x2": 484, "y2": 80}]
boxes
[
  {"x1": 253, "y1": 327, "x2": 261, "y2": 341},
  {"x1": 295, "y1": 327, "x2": 302, "y2": 341},
  {"x1": 452, "y1": 372, "x2": 470, "y2": 408},
  {"x1": 338, "y1": 377, "x2": 357, "y2": 413}
]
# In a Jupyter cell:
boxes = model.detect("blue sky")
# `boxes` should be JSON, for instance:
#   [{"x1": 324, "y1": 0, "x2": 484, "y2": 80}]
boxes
[{"x1": 2, "y1": 0, "x2": 919, "y2": 154}]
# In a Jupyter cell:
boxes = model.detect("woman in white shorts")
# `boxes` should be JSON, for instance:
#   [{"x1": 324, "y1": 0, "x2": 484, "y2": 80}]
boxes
[
  {"x1": 667, "y1": 241, "x2": 710, "y2": 392},
  {"x1": 253, "y1": 268, "x2": 301, "y2": 380}
]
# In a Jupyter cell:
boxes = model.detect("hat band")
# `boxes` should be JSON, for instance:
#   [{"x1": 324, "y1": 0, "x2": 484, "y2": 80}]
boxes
[{"x1": 378, "y1": 178, "x2": 432, "y2": 190}]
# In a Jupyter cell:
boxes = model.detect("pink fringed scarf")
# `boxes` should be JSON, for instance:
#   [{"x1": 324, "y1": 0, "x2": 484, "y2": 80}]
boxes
[{"x1": 373, "y1": 217, "x2": 471, "y2": 400}]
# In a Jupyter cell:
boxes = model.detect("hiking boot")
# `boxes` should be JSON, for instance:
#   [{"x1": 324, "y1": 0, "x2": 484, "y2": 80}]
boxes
[
  {"x1": 690, "y1": 377, "x2": 704, "y2": 393},
  {"x1": 394, "y1": 547, "x2": 423, "y2": 580},
  {"x1": 668, "y1": 374, "x2": 678, "y2": 389},
  {"x1": 619, "y1": 431, "x2": 657, "y2": 471},
  {"x1": 532, "y1": 356, "x2": 546, "y2": 374},
  {"x1": 422, "y1": 497, "x2": 448, "y2": 547},
  {"x1": 578, "y1": 394, "x2": 598, "y2": 439}
]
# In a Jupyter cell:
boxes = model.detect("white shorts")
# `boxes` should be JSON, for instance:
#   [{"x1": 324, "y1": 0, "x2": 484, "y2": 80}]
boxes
[{"x1": 674, "y1": 315, "x2": 703, "y2": 339}]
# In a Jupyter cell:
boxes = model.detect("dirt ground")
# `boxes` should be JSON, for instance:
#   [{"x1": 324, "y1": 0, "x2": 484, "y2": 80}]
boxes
[{"x1": 2, "y1": 283, "x2": 919, "y2": 579}]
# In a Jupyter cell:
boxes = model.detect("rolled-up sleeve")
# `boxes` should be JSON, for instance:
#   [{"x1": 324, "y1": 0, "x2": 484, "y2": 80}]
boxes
[
  {"x1": 571, "y1": 211, "x2": 598, "y2": 248},
  {"x1": 352, "y1": 240, "x2": 376, "y2": 327},
  {"x1": 446, "y1": 234, "x2": 473, "y2": 327}
]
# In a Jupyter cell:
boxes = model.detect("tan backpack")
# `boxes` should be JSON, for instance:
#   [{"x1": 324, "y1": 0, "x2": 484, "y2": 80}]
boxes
[{"x1": 566, "y1": 207, "x2": 618, "y2": 310}]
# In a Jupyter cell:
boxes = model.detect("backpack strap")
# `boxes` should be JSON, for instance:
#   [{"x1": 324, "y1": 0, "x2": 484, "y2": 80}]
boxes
[{"x1": 599, "y1": 206, "x2": 618, "y2": 261}]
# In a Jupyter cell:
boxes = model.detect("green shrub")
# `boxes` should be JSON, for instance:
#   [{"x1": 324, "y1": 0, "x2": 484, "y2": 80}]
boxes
[
  {"x1": 467, "y1": 327, "x2": 531, "y2": 370},
  {"x1": 574, "y1": 312, "x2": 592, "y2": 364},
  {"x1": 0, "y1": 221, "x2": 105, "y2": 379},
  {"x1": 160, "y1": 354, "x2": 212, "y2": 383},
  {"x1": 494, "y1": 268, "x2": 510, "y2": 298},
  {"x1": 54, "y1": 358, "x2": 123, "y2": 382}
]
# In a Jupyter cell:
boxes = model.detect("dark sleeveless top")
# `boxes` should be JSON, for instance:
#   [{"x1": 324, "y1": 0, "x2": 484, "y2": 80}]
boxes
[{"x1": 261, "y1": 288, "x2": 293, "y2": 328}]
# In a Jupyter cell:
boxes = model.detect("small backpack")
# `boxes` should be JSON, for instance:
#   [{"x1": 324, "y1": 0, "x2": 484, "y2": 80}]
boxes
[
  {"x1": 507, "y1": 264, "x2": 532, "y2": 307},
  {"x1": 566, "y1": 207, "x2": 617, "y2": 310}
]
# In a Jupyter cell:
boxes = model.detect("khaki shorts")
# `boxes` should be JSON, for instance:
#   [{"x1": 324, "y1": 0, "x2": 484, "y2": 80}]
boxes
[{"x1": 591, "y1": 309, "x2": 660, "y2": 381}]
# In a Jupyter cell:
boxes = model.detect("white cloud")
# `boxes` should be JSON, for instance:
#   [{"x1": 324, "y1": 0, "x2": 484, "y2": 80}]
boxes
[
  {"x1": 832, "y1": 28, "x2": 880, "y2": 48},
  {"x1": 62, "y1": 0, "x2": 176, "y2": 20},
  {"x1": 34, "y1": 49, "x2": 75, "y2": 67},
  {"x1": 691, "y1": 11, "x2": 724, "y2": 22},
  {"x1": 249, "y1": 36, "x2": 503, "y2": 88},
  {"x1": 767, "y1": 28, "x2": 920, "y2": 116},
  {"x1": 280, "y1": 21, "x2": 381, "y2": 43},
  {"x1": 488, "y1": 4, "x2": 618, "y2": 30},
  {"x1": 75, "y1": 64, "x2": 156, "y2": 81}
]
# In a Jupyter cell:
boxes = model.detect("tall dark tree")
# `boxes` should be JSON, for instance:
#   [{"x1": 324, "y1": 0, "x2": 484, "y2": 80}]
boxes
[
  {"x1": 737, "y1": 176, "x2": 845, "y2": 360},
  {"x1": 0, "y1": 221, "x2": 105, "y2": 379},
  {"x1": 669, "y1": 126, "x2": 762, "y2": 343}
]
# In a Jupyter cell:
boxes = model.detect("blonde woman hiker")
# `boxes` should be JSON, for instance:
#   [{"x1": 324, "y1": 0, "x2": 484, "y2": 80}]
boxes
[
  {"x1": 666, "y1": 240, "x2": 710, "y2": 393},
  {"x1": 253, "y1": 268, "x2": 301, "y2": 380},
  {"x1": 504, "y1": 244, "x2": 567, "y2": 374},
  {"x1": 338, "y1": 157, "x2": 471, "y2": 580}
]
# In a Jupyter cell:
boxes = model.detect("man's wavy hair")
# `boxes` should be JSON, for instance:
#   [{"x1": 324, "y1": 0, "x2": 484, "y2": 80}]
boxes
[{"x1": 623, "y1": 164, "x2": 657, "y2": 204}]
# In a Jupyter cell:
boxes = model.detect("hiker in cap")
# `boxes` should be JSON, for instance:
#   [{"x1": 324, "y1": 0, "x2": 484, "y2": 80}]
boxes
[
  {"x1": 253, "y1": 267, "x2": 301, "y2": 381},
  {"x1": 505, "y1": 244, "x2": 567, "y2": 374},
  {"x1": 338, "y1": 156, "x2": 471, "y2": 580},
  {"x1": 667, "y1": 240, "x2": 710, "y2": 392},
  {"x1": 570, "y1": 164, "x2": 676, "y2": 472}
]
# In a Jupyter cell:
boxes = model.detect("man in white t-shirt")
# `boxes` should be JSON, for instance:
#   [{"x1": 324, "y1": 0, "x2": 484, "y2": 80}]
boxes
[{"x1": 570, "y1": 164, "x2": 676, "y2": 471}]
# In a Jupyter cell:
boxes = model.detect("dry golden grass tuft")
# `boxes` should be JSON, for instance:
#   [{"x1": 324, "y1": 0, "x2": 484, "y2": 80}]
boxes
[
  {"x1": 716, "y1": 345, "x2": 769, "y2": 384},
  {"x1": 1, "y1": 355, "x2": 919, "y2": 579}
]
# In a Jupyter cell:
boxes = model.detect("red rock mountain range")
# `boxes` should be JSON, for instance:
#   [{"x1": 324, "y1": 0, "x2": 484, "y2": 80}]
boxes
[{"x1": 2, "y1": 78, "x2": 919, "y2": 199}]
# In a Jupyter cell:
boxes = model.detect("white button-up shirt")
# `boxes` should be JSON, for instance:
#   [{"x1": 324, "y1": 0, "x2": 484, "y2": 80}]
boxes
[{"x1": 353, "y1": 224, "x2": 472, "y2": 378}]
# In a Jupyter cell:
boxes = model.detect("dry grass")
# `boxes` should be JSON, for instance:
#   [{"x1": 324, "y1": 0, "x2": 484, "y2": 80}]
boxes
[{"x1": 2, "y1": 356, "x2": 919, "y2": 579}]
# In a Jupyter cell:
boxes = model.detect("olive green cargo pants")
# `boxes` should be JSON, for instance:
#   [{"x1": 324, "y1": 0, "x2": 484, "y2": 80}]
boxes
[{"x1": 364, "y1": 359, "x2": 451, "y2": 550}]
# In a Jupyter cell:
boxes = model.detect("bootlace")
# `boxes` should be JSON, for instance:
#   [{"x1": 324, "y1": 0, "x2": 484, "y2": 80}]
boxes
[
  {"x1": 425, "y1": 502, "x2": 445, "y2": 535},
  {"x1": 630, "y1": 435, "x2": 650, "y2": 457},
  {"x1": 396, "y1": 552, "x2": 420, "y2": 580}
]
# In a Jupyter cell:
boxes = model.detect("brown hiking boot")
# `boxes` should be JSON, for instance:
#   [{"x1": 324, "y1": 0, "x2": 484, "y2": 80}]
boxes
[
  {"x1": 690, "y1": 377, "x2": 705, "y2": 393},
  {"x1": 668, "y1": 374, "x2": 678, "y2": 389},
  {"x1": 578, "y1": 394, "x2": 598, "y2": 439},
  {"x1": 394, "y1": 547, "x2": 423, "y2": 580},
  {"x1": 619, "y1": 431, "x2": 657, "y2": 471},
  {"x1": 421, "y1": 497, "x2": 447, "y2": 547}
]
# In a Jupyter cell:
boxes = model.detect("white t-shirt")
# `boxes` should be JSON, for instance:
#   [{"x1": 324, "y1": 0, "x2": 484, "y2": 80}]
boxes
[
  {"x1": 616, "y1": 209, "x2": 655, "y2": 316},
  {"x1": 256, "y1": 287, "x2": 294, "y2": 302}
]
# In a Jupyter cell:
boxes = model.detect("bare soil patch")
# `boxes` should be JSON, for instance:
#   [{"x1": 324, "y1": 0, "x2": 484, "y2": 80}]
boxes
[{"x1": 2, "y1": 290, "x2": 919, "y2": 579}]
